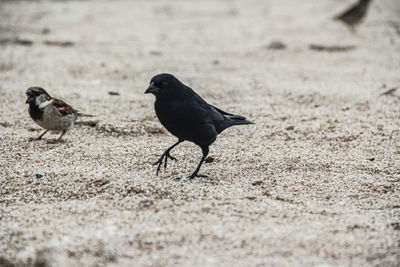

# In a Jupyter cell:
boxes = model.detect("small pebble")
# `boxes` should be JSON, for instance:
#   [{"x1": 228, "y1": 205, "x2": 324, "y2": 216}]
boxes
[
  {"x1": 252, "y1": 180, "x2": 263, "y2": 186},
  {"x1": 266, "y1": 41, "x2": 286, "y2": 50},
  {"x1": 205, "y1": 156, "x2": 214, "y2": 163}
]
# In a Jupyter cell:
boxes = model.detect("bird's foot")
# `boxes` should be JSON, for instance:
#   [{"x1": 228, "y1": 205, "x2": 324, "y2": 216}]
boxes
[
  {"x1": 29, "y1": 137, "x2": 41, "y2": 142},
  {"x1": 188, "y1": 173, "x2": 208, "y2": 180},
  {"x1": 153, "y1": 151, "x2": 177, "y2": 175}
]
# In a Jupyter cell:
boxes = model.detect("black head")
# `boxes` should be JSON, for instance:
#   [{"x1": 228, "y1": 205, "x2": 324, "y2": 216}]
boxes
[
  {"x1": 25, "y1": 87, "x2": 50, "y2": 104},
  {"x1": 144, "y1": 73, "x2": 182, "y2": 97}
]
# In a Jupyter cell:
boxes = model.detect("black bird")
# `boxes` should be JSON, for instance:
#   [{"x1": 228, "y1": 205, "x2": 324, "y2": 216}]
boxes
[
  {"x1": 145, "y1": 73, "x2": 254, "y2": 179},
  {"x1": 334, "y1": 0, "x2": 372, "y2": 30}
]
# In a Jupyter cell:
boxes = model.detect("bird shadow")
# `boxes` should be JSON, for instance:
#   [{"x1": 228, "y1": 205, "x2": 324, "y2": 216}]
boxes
[
  {"x1": 172, "y1": 177, "x2": 184, "y2": 182},
  {"x1": 171, "y1": 175, "x2": 219, "y2": 184},
  {"x1": 46, "y1": 139, "x2": 67, "y2": 144},
  {"x1": 26, "y1": 138, "x2": 67, "y2": 145}
]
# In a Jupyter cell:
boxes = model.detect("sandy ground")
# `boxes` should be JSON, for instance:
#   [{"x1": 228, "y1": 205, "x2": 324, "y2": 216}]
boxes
[{"x1": 1, "y1": 0, "x2": 400, "y2": 266}]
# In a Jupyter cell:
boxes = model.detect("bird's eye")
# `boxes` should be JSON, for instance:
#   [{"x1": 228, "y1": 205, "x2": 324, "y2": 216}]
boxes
[{"x1": 155, "y1": 81, "x2": 167, "y2": 88}]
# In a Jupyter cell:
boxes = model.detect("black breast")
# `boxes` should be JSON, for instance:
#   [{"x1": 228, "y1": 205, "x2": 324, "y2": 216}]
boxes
[
  {"x1": 155, "y1": 100, "x2": 183, "y2": 138},
  {"x1": 28, "y1": 102, "x2": 44, "y2": 121}
]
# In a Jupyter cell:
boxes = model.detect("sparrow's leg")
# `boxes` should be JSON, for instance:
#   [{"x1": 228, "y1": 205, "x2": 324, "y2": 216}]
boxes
[
  {"x1": 29, "y1": 130, "x2": 48, "y2": 141},
  {"x1": 47, "y1": 130, "x2": 67, "y2": 144},
  {"x1": 188, "y1": 145, "x2": 209, "y2": 179},
  {"x1": 153, "y1": 139, "x2": 183, "y2": 175},
  {"x1": 57, "y1": 130, "x2": 67, "y2": 141}
]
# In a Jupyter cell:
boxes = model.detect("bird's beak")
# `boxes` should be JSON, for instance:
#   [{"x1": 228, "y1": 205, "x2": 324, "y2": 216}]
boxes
[
  {"x1": 25, "y1": 92, "x2": 33, "y2": 103},
  {"x1": 145, "y1": 82, "x2": 159, "y2": 94}
]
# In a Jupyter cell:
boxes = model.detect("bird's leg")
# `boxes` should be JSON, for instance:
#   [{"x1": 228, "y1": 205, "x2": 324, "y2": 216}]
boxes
[
  {"x1": 188, "y1": 146, "x2": 209, "y2": 179},
  {"x1": 57, "y1": 130, "x2": 67, "y2": 141},
  {"x1": 29, "y1": 130, "x2": 48, "y2": 141},
  {"x1": 154, "y1": 140, "x2": 183, "y2": 175},
  {"x1": 47, "y1": 130, "x2": 67, "y2": 144}
]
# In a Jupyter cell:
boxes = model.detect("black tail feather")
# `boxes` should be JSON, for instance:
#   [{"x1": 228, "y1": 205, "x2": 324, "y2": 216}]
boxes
[{"x1": 226, "y1": 115, "x2": 254, "y2": 125}]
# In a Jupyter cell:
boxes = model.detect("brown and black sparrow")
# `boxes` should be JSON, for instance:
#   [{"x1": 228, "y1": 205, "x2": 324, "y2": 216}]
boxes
[
  {"x1": 334, "y1": 0, "x2": 372, "y2": 31},
  {"x1": 25, "y1": 86, "x2": 93, "y2": 142}
]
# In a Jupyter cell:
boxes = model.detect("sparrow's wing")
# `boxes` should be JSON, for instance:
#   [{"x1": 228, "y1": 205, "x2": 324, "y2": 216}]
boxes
[{"x1": 51, "y1": 98, "x2": 77, "y2": 116}]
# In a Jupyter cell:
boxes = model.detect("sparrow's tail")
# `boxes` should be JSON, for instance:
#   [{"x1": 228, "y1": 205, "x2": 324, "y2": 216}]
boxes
[{"x1": 77, "y1": 112, "x2": 94, "y2": 117}]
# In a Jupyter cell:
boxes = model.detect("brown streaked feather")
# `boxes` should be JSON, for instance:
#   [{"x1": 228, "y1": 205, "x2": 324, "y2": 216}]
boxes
[{"x1": 52, "y1": 98, "x2": 77, "y2": 116}]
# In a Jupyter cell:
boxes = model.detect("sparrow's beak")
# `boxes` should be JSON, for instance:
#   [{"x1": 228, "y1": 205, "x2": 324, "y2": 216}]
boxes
[
  {"x1": 25, "y1": 92, "x2": 33, "y2": 103},
  {"x1": 145, "y1": 82, "x2": 159, "y2": 94}
]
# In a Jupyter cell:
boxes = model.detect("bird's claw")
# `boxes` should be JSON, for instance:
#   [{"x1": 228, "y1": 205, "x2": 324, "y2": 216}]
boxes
[
  {"x1": 152, "y1": 153, "x2": 176, "y2": 165},
  {"x1": 167, "y1": 154, "x2": 177, "y2": 161},
  {"x1": 29, "y1": 136, "x2": 42, "y2": 142},
  {"x1": 153, "y1": 151, "x2": 177, "y2": 175}
]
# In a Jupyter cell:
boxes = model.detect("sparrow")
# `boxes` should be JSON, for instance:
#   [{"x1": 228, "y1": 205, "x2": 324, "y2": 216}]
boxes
[
  {"x1": 334, "y1": 0, "x2": 372, "y2": 31},
  {"x1": 25, "y1": 86, "x2": 93, "y2": 142},
  {"x1": 145, "y1": 73, "x2": 254, "y2": 179}
]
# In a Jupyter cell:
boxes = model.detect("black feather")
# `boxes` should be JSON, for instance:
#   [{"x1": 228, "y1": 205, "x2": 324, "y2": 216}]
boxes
[{"x1": 145, "y1": 73, "x2": 254, "y2": 179}]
